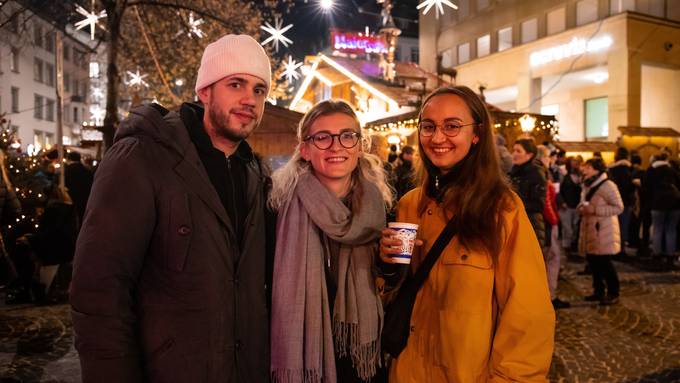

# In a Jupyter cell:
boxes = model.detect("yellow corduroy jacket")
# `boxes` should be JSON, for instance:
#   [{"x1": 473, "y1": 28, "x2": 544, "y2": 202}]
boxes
[{"x1": 389, "y1": 188, "x2": 555, "y2": 383}]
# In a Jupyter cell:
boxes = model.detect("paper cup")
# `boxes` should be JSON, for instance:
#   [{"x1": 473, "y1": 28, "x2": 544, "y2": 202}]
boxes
[{"x1": 388, "y1": 222, "x2": 419, "y2": 264}]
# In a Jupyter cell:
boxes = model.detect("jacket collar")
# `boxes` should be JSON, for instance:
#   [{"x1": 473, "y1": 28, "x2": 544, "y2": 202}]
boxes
[
  {"x1": 652, "y1": 160, "x2": 670, "y2": 168},
  {"x1": 608, "y1": 159, "x2": 631, "y2": 168}
]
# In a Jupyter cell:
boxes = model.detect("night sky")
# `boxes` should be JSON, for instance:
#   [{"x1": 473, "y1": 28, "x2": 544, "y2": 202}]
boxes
[{"x1": 283, "y1": 0, "x2": 420, "y2": 59}]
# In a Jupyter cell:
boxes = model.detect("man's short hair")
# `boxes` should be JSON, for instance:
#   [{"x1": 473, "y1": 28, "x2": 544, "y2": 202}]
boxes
[{"x1": 67, "y1": 151, "x2": 82, "y2": 162}]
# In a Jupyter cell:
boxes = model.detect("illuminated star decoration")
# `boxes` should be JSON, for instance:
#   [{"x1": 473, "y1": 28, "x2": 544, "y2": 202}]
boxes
[
  {"x1": 126, "y1": 69, "x2": 149, "y2": 88},
  {"x1": 260, "y1": 17, "x2": 293, "y2": 53},
  {"x1": 91, "y1": 86, "x2": 104, "y2": 99},
  {"x1": 417, "y1": 0, "x2": 458, "y2": 18},
  {"x1": 281, "y1": 56, "x2": 303, "y2": 83},
  {"x1": 89, "y1": 105, "x2": 105, "y2": 125},
  {"x1": 176, "y1": 12, "x2": 205, "y2": 38},
  {"x1": 74, "y1": 1, "x2": 107, "y2": 40}
]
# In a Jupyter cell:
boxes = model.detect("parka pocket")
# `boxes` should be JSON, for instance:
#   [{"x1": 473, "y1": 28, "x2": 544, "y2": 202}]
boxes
[
  {"x1": 165, "y1": 193, "x2": 193, "y2": 271},
  {"x1": 441, "y1": 242, "x2": 493, "y2": 269}
]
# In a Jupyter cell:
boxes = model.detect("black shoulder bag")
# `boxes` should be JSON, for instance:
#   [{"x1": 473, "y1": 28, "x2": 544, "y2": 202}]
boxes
[{"x1": 382, "y1": 217, "x2": 458, "y2": 358}]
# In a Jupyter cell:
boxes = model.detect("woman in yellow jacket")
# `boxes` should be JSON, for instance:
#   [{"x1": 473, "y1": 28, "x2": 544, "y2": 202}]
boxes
[{"x1": 380, "y1": 86, "x2": 555, "y2": 382}]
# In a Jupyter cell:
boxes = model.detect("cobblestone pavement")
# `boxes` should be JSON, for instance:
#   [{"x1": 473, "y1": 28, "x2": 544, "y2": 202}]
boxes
[{"x1": 1, "y1": 257, "x2": 679, "y2": 382}]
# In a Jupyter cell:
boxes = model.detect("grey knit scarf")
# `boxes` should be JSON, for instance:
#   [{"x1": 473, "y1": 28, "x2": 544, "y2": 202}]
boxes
[{"x1": 271, "y1": 171, "x2": 385, "y2": 383}]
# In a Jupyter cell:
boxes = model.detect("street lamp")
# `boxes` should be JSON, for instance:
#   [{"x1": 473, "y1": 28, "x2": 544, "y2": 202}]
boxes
[{"x1": 320, "y1": 0, "x2": 334, "y2": 11}]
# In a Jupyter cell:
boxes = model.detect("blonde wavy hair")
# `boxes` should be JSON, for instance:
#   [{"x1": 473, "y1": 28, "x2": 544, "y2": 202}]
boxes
[{"x1": 268, "y1": 99, "x2": 393, "y2": 211}]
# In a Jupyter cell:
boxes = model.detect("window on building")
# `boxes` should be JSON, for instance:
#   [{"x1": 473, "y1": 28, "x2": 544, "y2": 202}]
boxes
[
  {"x1": 11, "y1": 87, "x2": 19, "y2": 113},
  {"x1": 45, "y1": 63, "x2": 55, "y2": 87},
  {"x1": 610, "y1": 0, "x2": 635, "y2": 14},
  {"x1": 410, "y1": 47, "x2": 419, "y2": 63},
  {"x1": 34, "y1": 94, "x2": 44, "y2": 120},
  {"x1": 45, "y1": 133, "x2": 54, "y2": 148},
  {"x1": 64, "y1": 73, "x2": 71, "y2": 92},
  {"x1": 63, "y1": 44, "x2": 70, "y2": 61},
  {"x1": 81, "y1": 82, "x2": 88, "y2": 99},
  {"x1": 547, "y1": 7, "x2": 566, "y2": 35},
  {"x1": 64, "y1": 106, "x2": 71, "y2": 123},
  {"x1": 45, "y1": 32, "x2": 54, "y2": 53},
  {"x1": 498, "y1": 27, "x2": 513, "y2": 51},
  {"x1": 45, "y1": 98, "x2": 55, "y2": 121},
  {"x1": 477, "y1": 34, "x2": 490, "y2": 57},
  {"x1": 73, "y1": 107, "x2": 79, "y2": 124},
  {"x1": 34, "y1": 131, "x2": 44, "y2": 147},
  {"x1": 577, "y1": 0, "x2": 599, "y2": 26},
  {"x1": 33, "y1": 58, "x2": 43, "y2": 83},
  {"x1": 10, "y1": 48, "x2": 19, "y2": 72},
  {"x1": 476, "y1": 0, "x2": 489, "y2": 10},
  {"x1": 9, "y1": 15, "x2": 19, "y2": 34},
  {"x1": 34, "y1": 24, "x2": 43, "y2": 48},
  {"x1": 441, "y1": 48, "x2": 455, "y2": 68},
  {"x1": 74, "y1": 79, "x2": 80, "y2": 96},
  {"x1": 585, "y1": 97, "x2": 609, "y2": 139},
  {"x1": 637, "y1": 0, "x2": 665, "y2": 17},
  {"x1": 521, "y1": 18, "x2": 538, "y2": 44},
  {"x1": 458, "y1": 42, "x2": 470, "y2": 64}
]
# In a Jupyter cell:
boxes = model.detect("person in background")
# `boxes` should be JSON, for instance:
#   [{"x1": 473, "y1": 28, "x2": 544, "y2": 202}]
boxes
[
  {"x1": 578, "y1": 158, "x2": 623, "y2": 306},
  {"x1": 608, "y1": 147, "x2": 635, "y2": 257},
  {"x1": 380, "y1": 86, "x2": 554, "y2": 382},
  {"x1": 537, "y1": 146, "x2": 570, "y2": 309},
  {"x1": 269, "y1": 100, "x2": 391, "y2": 382},
  {"x1": 393, "y1": 145, "x2": 416, "y2": 201},
  {"x1": 510, "y1": 138, "x2": 547, "y2": 247},
  {"x1": 495, "y1": 133, "x2": 513, "y2": 174},
  {"x1": 628, "y1": 153, "x2": 644, "y2": 251},
  {"x1": 557, "y1": 157, "x2": 582, "y2": 255},
  {"x1": 643, "y1": 152, "x2": 680, "y2": 266},
  {"x1": 64, "y1": 151, "x2": 93, "y2": 225}
]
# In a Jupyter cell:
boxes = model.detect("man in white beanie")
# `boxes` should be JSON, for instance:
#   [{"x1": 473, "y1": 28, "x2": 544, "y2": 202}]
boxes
[{"x1": 71, "y1": 34, "x2": 275, "y2": 382}]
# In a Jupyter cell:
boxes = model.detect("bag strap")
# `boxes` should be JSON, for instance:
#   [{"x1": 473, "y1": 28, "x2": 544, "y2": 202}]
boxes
[
  {"x1": 410, "y1": 216, "x2": 458, "y2": 287},
  {"x1": 585, "y1": 178, "x2": 609, "y2": 202}
]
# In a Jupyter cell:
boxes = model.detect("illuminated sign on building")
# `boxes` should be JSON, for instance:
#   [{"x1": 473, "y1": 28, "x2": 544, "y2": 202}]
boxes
[
  {"x1": 331, "y1": 31, "x2": 387, "y2": 54},
  {"x1": 530, "y1": 35, "x2": 613, "y2": 67}
]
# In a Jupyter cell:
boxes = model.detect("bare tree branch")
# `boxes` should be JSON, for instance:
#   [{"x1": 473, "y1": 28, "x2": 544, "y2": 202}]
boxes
[{"x1": 125, "y1": 0, "x2": 237, "y2": 26}]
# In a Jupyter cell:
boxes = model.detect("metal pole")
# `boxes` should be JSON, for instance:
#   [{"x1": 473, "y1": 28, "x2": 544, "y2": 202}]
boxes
[{"x1": 55, "y1": 30, "x2": 65, "y2": 190}]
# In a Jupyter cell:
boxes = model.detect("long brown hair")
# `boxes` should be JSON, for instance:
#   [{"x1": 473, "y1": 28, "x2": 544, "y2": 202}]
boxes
[{"x1": 417, "y1": 86, "x2": 513, "y2": 259}]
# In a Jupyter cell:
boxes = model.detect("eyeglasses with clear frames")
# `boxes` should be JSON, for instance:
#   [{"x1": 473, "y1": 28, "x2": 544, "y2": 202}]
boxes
[
  {"x1": 418, "y1": 121, "x2": 478, "y2": 137},
  {"x1": 303, "y1": 131, "x2": 361, "y2": 150}
]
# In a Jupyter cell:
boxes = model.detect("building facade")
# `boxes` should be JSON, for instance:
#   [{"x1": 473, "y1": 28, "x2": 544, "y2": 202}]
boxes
[
  {"x1": 420, "y1": 0, "x2": 680, "y2": 143},
  {"x1": 0, "y1": 1, "x2": 93, "y2": 152}
]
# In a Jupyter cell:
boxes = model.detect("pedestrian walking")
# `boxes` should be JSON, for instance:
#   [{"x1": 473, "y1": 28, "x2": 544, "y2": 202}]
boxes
[
  {"x1": 510, "y1": 138, "x2": 547, "y2": 247},
  {"x1": 70, "y1": 34, "x2": 275, "y2": 382},
  {"x1": 578, "y1": 158, "x2": 624, "y2": 306},
  {"x1": 380, "y1": 86, "x2": 555, "y2": 382},
  {"x1": 268, "y1": 100, "x2": 392, "y2": 382}
]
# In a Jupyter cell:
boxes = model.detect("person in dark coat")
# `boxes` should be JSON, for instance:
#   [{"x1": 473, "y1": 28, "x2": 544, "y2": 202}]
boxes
[
  {"x1": 393, "y1": 145, "x2": 416, "y2": 201},
  {"x1": 64, "y1": 151, "x2": 93, "y2": 224},
  {"x1": 510, "y1": 138, "x2": 547, "y2": 247},
  {"x1": 642, "y1": 152, "x2": 680, "y2": 260},
  {"x1": 557, "y1": 157, "x2": 582, "y2": 253},
  {"x1": 70, "y1": 35, "x2": 275, "y2": 383},
  {"x1": 608, "y1": 147, "x2": 636, "y2": 253}
]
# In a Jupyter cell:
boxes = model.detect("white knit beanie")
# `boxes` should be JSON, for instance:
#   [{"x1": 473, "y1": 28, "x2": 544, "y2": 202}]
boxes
[{"x1": 195, "y1": 34, "x2": 271, "y2": 93}]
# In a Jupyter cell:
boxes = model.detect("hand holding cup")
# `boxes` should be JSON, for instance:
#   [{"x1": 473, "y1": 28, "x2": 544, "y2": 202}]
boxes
[{"x1": 379, "y1": 222, "x2": 423, "y2": 264}]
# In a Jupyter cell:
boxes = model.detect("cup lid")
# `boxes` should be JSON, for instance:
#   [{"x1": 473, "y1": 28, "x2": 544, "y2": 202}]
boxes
[{"x1": 388, "y1": 222, "x2": 419, "y2": 230}]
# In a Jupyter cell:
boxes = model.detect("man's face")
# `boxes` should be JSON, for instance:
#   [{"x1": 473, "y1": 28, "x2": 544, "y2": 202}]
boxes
[{"x1": 198, "y1": 74, "x2": 268, "y2": 142}]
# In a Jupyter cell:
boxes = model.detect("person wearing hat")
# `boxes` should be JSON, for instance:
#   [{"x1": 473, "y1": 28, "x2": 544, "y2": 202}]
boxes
[{"x1": 70, "y1": 35, "x2": 275, "y2": 382}]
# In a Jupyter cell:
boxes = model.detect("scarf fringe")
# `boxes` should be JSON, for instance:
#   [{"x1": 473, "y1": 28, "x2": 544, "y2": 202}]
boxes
[
  {"x1": 271, "y1": 369, "x2": 322, "y2": 383},
  {"x1": 332, "y1": 320, "x2": 381, "y2": 381}
]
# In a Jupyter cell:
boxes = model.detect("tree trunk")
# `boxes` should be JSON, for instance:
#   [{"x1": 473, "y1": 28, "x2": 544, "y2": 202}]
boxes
[{"x1": 103, "y1": 1, "x2": 122, "y2": 151}]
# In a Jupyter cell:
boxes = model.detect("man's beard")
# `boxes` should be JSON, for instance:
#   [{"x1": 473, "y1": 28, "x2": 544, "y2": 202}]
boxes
[{"x1": 207, "y1": 99, "x2": 253, "y2": 143}]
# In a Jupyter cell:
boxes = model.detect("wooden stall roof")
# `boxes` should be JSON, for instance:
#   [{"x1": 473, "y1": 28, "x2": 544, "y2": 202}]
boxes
[
  {"x1": 555, "y1": 141, "x2": 618, "y2": 152},
  {"x1": 258, "y1": 103, "x2": 304, "y2": 134},
  {"x1": 618, "y1": 126, "x2": 680, "y2": 137}
]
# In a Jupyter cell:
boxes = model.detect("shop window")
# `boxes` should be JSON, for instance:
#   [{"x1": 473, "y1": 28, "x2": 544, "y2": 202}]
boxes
[
  {"x1": 577, "y1": 0, "x2": 599, "y2": 25},
  {"x1": 34, "y1": 94, "x2": 44, "y2": 120},
  {"x1": 45, "y1": 99, "x2": 55, "y2": 122},
  {"x1": 585, "y1": 97, "x2": 608, "y2": 139},
  {"x1": 34, "y1": 58, "x2": 44, "y2": 83},
  {"x1": 547, "y1": 7, "x2": 566, "y2": 35},
  {"x1": 458, "y1": 43, "x2": 470, "y2": 64},
  {"x1": 11, "y1": 87, "x2": 19, "y2": 113},
  {"x1": 610, "y1": 0, "x2": 635, "y2": 14},
  {"x1": 498, "y1": 27, "x2": 513, "y2": 51},
  {"x1": 521, "y1": 18, "x2": 537, "y2": 44},
  {"x1": 477, "y1": 34, "x2": 490, "y2": 57}
]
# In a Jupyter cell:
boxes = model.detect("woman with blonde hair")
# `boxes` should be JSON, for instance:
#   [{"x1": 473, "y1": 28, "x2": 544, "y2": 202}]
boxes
[
  {"x1": 269, "y1": 99, "x2": 392, "y2": 382},
  {"x1": 380, "y1": 86, "x2": 555, "y2": 382}
]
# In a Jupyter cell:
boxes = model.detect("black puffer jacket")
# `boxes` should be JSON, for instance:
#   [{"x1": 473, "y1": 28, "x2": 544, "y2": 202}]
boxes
[
  {"x1": 510, "y1": 159, "x2": 547, "y2": 247},
  {"x1": 643, "y1": 161, "x2": 680, "y2": 211}
]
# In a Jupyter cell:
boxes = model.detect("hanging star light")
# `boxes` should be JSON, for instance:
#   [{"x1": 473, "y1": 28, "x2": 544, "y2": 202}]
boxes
[
  {"x1": 91, "y1": 86, "x2": 104, "y2": 99},
  {"x1": 416, "y1": 0, "x2": 458, "y2": 18},
  {"x1": 74, "y1": 1, "x2": 107, "y2": 40},
  {"x1": 176, "y1": 12, "x2": 205, "y2": 38},
  {"x1": 260, "y1": 17, "x2": 293, "y2": 52},
  {"x1": 126, "y1": 69, "x2": 149, "y2": 88},
  {"x1": 89, "y1": 105, "x2": 105, "y2": 125},
  {"x1": 281, "y1": 56, "x2": 303, "y2": 83}
]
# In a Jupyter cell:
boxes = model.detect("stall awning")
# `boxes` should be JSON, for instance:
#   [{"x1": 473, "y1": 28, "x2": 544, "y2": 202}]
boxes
[
  {"x1": 555, "y1": 141, "x2": 618, "y2": 152},
  {"x1": 619, "y1": 126, "x2": 680, "y2": 137}
]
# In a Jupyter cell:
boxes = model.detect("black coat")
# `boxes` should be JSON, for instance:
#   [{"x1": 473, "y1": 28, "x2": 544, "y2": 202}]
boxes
[
  {"x1": 643, "y1": 161, "x2": 680, "y2": 211},
  {"x1": 70, "y1": 104, "x2": 272, "y2": 383},
  {"x1": 558, "y1": 173, "x2": 581, "y2": 209},
  {"x1": 64, "y1": 162, "x2": 93, "y2": 222},
  {"x1": 608, "y1": 160, "x2": 636, "y2": 207},
  {"x1": 510, "y1": 160, "x2": 547, "y2": 247}
]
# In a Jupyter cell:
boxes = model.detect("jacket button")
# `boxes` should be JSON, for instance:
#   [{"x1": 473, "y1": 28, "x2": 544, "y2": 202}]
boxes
[
  {"x1": 461, "y1": 254, "x2": 468, "y2": 261},
  {"x1": 410, "y1": 325, "x2": 415, "y2": 332},
  {"x1": 427, "y1": 209, "x2": 433, "y2": 215},
  {"x1": 178, "y1": 226, "x2": 191, "y2": 236}
]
